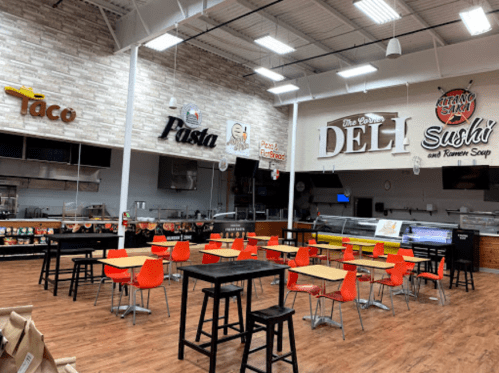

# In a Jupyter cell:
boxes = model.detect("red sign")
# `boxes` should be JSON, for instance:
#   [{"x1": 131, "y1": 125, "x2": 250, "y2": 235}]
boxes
[{"x1": 435, "y1": 88, "x2": 476, "y2": 125}]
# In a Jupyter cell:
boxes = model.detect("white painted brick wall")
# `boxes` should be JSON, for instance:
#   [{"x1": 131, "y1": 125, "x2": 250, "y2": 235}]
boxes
[{"x1": 0, "y1": 0, "x2": 290, "y2": 169}]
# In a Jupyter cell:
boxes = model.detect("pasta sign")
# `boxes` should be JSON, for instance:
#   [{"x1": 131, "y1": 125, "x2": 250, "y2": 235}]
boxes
[{"x1": 260, "y1": 140, "x2": 286, "y2": 161}]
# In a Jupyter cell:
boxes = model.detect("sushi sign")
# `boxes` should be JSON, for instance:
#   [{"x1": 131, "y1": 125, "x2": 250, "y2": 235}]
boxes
[{"x1": 422, "y1": 86, "x2": 495, "y2": 157}]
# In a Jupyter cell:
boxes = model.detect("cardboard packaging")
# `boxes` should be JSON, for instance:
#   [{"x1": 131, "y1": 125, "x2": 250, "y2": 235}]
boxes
[{"x1": 15, "y1": 320, "x2": 58, "y2": 373}]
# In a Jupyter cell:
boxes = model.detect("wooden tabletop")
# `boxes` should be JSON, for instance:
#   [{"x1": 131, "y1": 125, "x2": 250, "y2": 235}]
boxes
[
  {"x1": 147, "y1": 241, "x2": 178, "y2": 247},
  {"x1": 289, "y1": 265, "x2": 356, "y2": 282},
  {"x1": 98, "y1": 256, "x2": 169, "y2": 269},
  {"x1": 344, "y1": 259, "x2": 394, "y2": 269},
  {"x1": 249, "y1": 236, "x2": 280, "y2": 241},
  {"x1": 347, "y1": 241, "x2": 376, "y2": 247},
  {"x1": 209, "y1": 238, "x2": 247, "y2": 243},
  {"x1": 198, "y1": 249, "x2": 254, "y2": 258},
  {"x1": 378, "y1": 255, "x2": 431, "y2": 263},
  {"x1": 262, "y1": 245, "x2": 299, "y2": 254},
  {"x1": 308, "y1": 243, "x2": 344, "y2": 251}
]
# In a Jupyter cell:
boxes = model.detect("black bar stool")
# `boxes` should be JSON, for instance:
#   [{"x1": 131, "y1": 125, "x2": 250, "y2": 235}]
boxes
[
  {"x1": 39, "y1": 248, "x2": 95, "y2": 285},
  {"x1": 241, "y1": 305, "x2": 298, "y2": 373},
  {"x1": 69, "y1": 257, "x2": 99, "y2": 301},
  {"x1": 196, "y1": 284, "x2": 245, "y2": 343},
  {"x1": 452, "y1": 259, "x2": 475, "y2": 292}
]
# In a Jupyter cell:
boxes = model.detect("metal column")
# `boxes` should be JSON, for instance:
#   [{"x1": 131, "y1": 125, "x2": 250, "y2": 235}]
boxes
[
  {"x1": 287, "y1": 102, "x2": 298, "y2": 238},
  {"x1": 118, "y1": 45, "x2": 139, "y2": 249}
]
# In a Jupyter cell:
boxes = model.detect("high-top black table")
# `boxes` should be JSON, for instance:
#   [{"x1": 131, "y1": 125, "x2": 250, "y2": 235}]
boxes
[
  {"x1": 178, "y1": 260, "x2": 288, "y2": 373},
  {"x1": 43, "y1": 233, "x2": 120, "y2": 296},
  {"x1": 282, "y1": 227, "x2": 319, "y2": 246}
]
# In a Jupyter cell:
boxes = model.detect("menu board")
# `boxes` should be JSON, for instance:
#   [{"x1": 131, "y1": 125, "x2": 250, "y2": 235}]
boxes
[{"x1": 375, "y1": 219, "x2": 403, "y2": 238}]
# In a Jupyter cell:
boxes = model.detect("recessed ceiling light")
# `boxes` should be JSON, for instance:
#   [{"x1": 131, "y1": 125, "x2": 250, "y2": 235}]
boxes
[
  {"x1": 145, "y1": 33, "x2": 183, "y2": 51},
  {"x1": 267, "y1": 84, "x2": 299, "y2": 94},
  {"x1": 460, "y1": 6, "x2": 492, "y2": 36},
  {"x1": 255, "y1": 67, "x2": 285, "y2": 82},
  {"x1": 354, "y1": 0, "x2": 401, "y2": 24},
  {"x1": 337, "y1": 64, "x2": 378, "y2": 78},
  {"x1": 255, "y1": 36, "x2": 295, "y2": 55}
]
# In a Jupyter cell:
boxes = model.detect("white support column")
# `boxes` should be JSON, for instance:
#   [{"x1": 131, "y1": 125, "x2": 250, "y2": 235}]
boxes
[
  {"x1": 118, "y1": 45, "x2": 139, "y2": 249},
  {"x1": 287, "y1": 102, "x2": 298, "y2": 238}
]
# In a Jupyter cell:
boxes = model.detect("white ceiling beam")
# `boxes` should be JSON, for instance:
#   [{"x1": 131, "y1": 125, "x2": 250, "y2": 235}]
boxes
[
  {"x1": 308, "y1": 0, "x2": 386, "y2": 53},
  {"x1": 114, "y1": 0, "x2": 232, "y2": 53},
  {"x1": 98, "y1": 6, "x2": 121, "y2": 49},
  {"x1": 396, "y1": 0, "x2": 447, "y2": 46},
  {"x1": 482, "y1": 1, "x2": 499, "y2": 27},
  {"x1": 80, "y1": 0, "x2": 126, "y2": 15},
  {"x1": 235, "y1": 0, "x2": 354, "y2": 66},
  {"x1": 198, "y1": 15, "x2": 320, "y2": 74}
]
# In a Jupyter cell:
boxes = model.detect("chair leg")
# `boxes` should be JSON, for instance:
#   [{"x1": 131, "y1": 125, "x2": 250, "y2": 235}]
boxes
[
  {"x1": 147, "y1": 289, "x2": 151, "y2": 309},
  {"x1": 389, "y1": 288, "x2": 395, "y2": 317},
  {"x1": 133, "y1": 289, "x2": 137, "y2": 325},
  {"x1": 236, "y1": 294, "x2": 245, "y2": 344},
  {"x1": 338, "y1": 303, "x2": 345, "y2": 340},
  {"x1": 116, "y1": 285, "x2": 124, "y2": 316},
  {"x1": 402, "y1": 284, "x2": 410, "y2": 311},
  {"x1": 470, "y1": 267, "x2": 475, "y2": 290},
  {"x1": 39, "y1": 252, "x2": 48, "y2": 285},
  {"x1": 69, "y1": 263, "x2": 77, "y2": 297},
  {"x1": 464, "y1": 269, "x2": 469, "y2": 292},
  {"x1": 253, "y1": 279, "x2": 258, "y2": 299},
  {"x1": 330, "y1": 299, "x2": 335, "y2": 319},
  {"x1": 224, "y1": 297, "x2": 230, "y2": 336},
  {"x1": 291, "y1": 292, "x2": 297, "y2": 309},
  {"x1": 287, "y1": 316, "x2": 299, "y2": 373},
  {"x1": 355, "y1": 301, "x2": 364, "y2": 331},
  {"x1": 110, "y1": 282, "x2": 116, "y2": 312},
  {"x1": 266, "y1": 323, "x2": 275, "y2": 373},
  {"x1": 259, "y1": 278, "x2": 264, "y2": 293},
  {"x1": 313, "y1": 299, "x2": 320, "y2": 330},
  {"x1": 240, "y1": 318, "x2": 254, "y2": 373},
  {"x1": 196, "y1": 294, "x2": 209, "y2": 342},
  {"x1": 140, "y1": 290, "x2": 144, "y2": 307},
  {"x1": 73, "y1": 263, "x2": 80, "y2": 302},
  {"x1": 308, "y1": 293, "x2": 314, "y2": 330},
  {"x1": 284, "y1": 291, "x2": 290, "y2": 306},
  {"x1": 193, "y1": 278, "x2": 198, "y2": 291},
  {"x1": 160, "y1": 285, "x2": 170, "y2": 316},
  {"x1": 94, "y1": 277, "x2": 107, "y2": 306}
]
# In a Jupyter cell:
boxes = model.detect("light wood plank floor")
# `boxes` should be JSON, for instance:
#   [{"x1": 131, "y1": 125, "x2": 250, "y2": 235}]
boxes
[{"x1": 0, "y1": 251, "x2": 497, "y2": 373}]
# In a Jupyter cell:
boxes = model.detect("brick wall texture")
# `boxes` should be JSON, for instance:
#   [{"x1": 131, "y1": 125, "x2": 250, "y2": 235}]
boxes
[{"x1": 0, "y1": 0, "x2": 289, "y2": 169}]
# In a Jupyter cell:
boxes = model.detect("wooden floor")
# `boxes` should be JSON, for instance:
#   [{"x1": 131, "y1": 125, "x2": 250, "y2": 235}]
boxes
[{"x1": 1, "y1": 251, "x2": 498, "y2": 373}]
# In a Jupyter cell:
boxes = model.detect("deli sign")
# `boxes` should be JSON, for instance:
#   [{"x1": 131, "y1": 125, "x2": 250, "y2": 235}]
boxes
[{"x1": 318, "y1": 112, "x2": 409, "y2": 158}]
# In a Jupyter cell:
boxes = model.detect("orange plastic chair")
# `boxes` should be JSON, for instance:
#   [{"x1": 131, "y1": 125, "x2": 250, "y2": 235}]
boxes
[
  {"x1": 247, "y1": 232, "x2": 258, "y2": 246},
  {"x1": 295, "y1": 247, "x2": 310, "y2": 267},
  {"x1": 366, "y1": 242, "x2": 385, "y2": 259},
  {"x1": 237, "y1": 250, "x2": 260, "y2": 297},
  {"x1": 342, "y1": 237, "x2": 351, "y2": 246},
  {"x1": 94, "y1": 249, "x2": 131, "y2": 311},
  {"x1": 307, "y1": 239, "x2": 327, "y2": 263},
  {"x1": 285, "y1": 260, "x2": 321, "y2": 329},
  {"x1": 169, "y1": 241, "x2": 190, "y2": 285},
  {"x1": 417, "y1": 257, "x2": 446, "y2": 306},
  {"x1": 397, "y1": 248, "x2": 416, "y2": 274},
  {"x1": 315, "y1": 270, "x2": 364, "y2": 339},
  {"x1": 244, "y1": 245, "x2": 258, "y2": 257},
  {"x1": 123, "y1": 258, "x2": 170, "y2": 325},
  {"x1": 374, "y1": 262, "x2": 410, "y2": 316},
  {"x1": 265, "y1": 238, "x2": 285, "y2": 264},
  {"x1": 231, "y1": 238, "x2": 245, "y2": 251},
  {"x1": 151, "y1": 235, "x2": 170, "y2": 259},
  {"x1": 192, "y1": 243, "x2": 220, "y2": 291},
  {"x1": 210, "y1": 233, "x2": 223, "y2": 248},
  {"x1": 335, "y1": 244, "x2": 354, "y2": 267}
]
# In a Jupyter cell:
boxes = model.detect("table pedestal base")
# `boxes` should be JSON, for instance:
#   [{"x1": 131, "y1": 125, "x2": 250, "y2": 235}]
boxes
[
  {"x1": 303, "y1": 315, "x2": 341, "y2": 329},
  {"x1": 270, "y1": 278, "x2": 280, "y2": 285},
  {"x1": 393, "y1": 289, "x2": 417, "y2": 298},
  {"x1": 361, "y1": 300, "x2": 390, "y2": 310},
  {"x1": 121, "y1": 304, "x2": 151, "y2": 318}
]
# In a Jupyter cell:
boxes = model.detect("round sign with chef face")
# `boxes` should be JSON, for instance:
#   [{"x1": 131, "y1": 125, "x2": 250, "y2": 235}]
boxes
[
  {"x1": 435, "y1": 88, "x2": 476, "y2": 126},
  {"x1": 181, "y1": 103, "x2": 202, "y2": 129}
]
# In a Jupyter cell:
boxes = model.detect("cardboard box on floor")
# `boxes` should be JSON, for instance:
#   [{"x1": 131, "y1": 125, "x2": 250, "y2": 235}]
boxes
[{"x1": 0, "y1": 306, "x2": 77, "y2": 373}]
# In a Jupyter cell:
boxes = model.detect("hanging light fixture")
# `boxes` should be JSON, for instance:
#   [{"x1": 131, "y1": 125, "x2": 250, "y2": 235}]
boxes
[
  {"x1": 386, "y1": 0, "x2": 401, "y2": 59},
  {"x1": 169, "y1": 24, "x2": 179, "y2": 110}
]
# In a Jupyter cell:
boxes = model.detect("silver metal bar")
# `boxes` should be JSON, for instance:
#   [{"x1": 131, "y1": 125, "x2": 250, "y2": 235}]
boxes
[
  {"x1": 131, "y1": 0, "x2": 151, "y2": 36},
  {"x1": 99, "y1": 6, "x2": 121, "y2": 50}
]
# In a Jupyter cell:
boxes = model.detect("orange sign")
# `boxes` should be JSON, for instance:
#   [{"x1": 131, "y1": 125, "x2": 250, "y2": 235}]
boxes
[
  {"x1": 260, "y1": 140, "x2": 286, "y2": 161},
  {"x1": 4, "y1": 86, "x2": 76, "y2": 123}
]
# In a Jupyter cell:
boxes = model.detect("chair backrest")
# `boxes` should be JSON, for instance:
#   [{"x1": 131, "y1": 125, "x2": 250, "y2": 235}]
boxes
[
  {"x1": 386, "y1": 253, "x2": 404, "y2": 264},
  {"x1": 247, "y1": 232, "x2": 256, "y2": 237},
  {"x1": 247, "y1": 232, "x2": 258, "y2": 246},
  {"x1": 342, "y1": 237, "x2": 351, "y2": 244},
  {"x1": 267, "y1": 238, "x2": 279, "y2": 246},
  {"x1": 105, "y1": 249, "x2": 128, "y2": 276},
  {"x1": 237, "y1": 251, "x2": 253, "y2": 261},
  {"x1": 210, "y1": 233, "x2": 223, "y2": 248},
  {"x1": 308, "y1": 239, "x2": 317, "y2": 245},
  {"x1": 287, "y1": 260, "x2": 298, "y2": 288},
  {"x1": 342, "y1": 246, "x2": 356, "y2": 271},
  {"x1": 397, "y1": 248, "x2": 415, "y2": 270},
  {"x1": 151, "y1": 235, "x2": 167, "y2": 255},
  {"x1": 372, "y1": 242, "x2": 385, "y2": 258},
  {"x1": 245, "y1": 245, "x2": 258, "y2": 256},
  {"x1": 266, "y1": 247, "x2": 280, "y2": 260},
  {"x1": 437, "y1": 257, "x2": 445, "y2": 279},
  {"x1": 231, "y1": 238, "x2": 245, "y2": 251},
  {"x1": 172, "y1": 241, "x2": 190, "y2": 262},
  {"x1": 389, "y1": 262, "x2": 406, "y2": 286},
  {"x1": 295, "y1": 247, "x2": 310, "y2": 267},
  {"x1": 202, "y1": 244, "x2": 220, "y2": 265},
  {"x1": 136, "y1": 259, "x2": 164, "y2": 288},
  {"x1": 308, "y1": 246, "x2": 318, "y2": 256},
  {"x1": 340, "y1": 271, "x2": 357, "y2": 301}
]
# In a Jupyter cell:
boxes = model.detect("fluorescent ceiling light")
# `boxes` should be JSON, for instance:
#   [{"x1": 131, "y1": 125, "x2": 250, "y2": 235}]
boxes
[
  {"x1": 460, "y1": 6, "x2": 492, "y2": 36},
  {"x1": 255, "y1": 36, "x2": 295, "y2": 55},
  {"x1": 337, "y1": 64, "x2": 378, "y2": 78},
  {"x1": 145, "y1": 33, "x2": 183, "y2": 51},
  {"x1": 354, "y1": 0, "x2": 401, "y2": 24},
  {"x1": 267, "y1": 84, "x2": 299, "y2": 94},
  {"x1": 255, "y1": 67, "x2": 285, "y2": 82}
]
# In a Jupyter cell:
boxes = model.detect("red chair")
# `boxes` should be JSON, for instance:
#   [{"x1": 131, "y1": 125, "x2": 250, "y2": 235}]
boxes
[
  {"x1": 374, "y1": 262, "x2": 410, "y2": 316},
  {"x1": 247, "y1": 232, "x2": 258, "y2": 246},
  {"x1": 231, "y1": 238, "x2": 245, "y2": 251},
  {"x1": 342, "y1": 237, "x2": 350, "y2": 246},
  {"x1": 341, "y1": 250, "x2": 370, "y2": 300},
  {"x1": 94, "y1": 249, "x2": 131, "y2": 312},
  {"x1": 245, "y1": 245, "x2": 258, "y2": 257},
  {"x1": 294, "y1": 247, "x2": 310, "y2": 267},
  {"x1": 308, "y1": 239, "x2": 327, "y2": 264},
  {"x1": 265, "y1": 239, "x2": 286, "y2": 264},
  {"x1": 334, "y1": 244, "x2": 354, "y2": 267},
  {"x1": 366, "y1": 242, "x2": 385, "y2": 259},
  {"x1": 123, "y1": 258, "x2": 170, "y2": 325},
  {"x1": 397, "y1": 248, "x2": 416, "y2": 274},
  {"x1": 210, "y1": 233, "x2": 223, "y2": 248},
  {"x1": 314, "y1": 270, "x2": 364, "y2": 339},
  {"x1": 378, "y1": 253, "x2": 405, "y2": 296},
  {"x1": 417, "y1": 257, "x2": 446, "y2": 306},
  {"x1": 169, "y1": 241, "x2": 190, "y2": 285},
  {"x1": 285, "y1": 260, "x2": 321, "y2": 329},
  {"x1": 151, "y1": 235, "x2": 170, "y2": 260},
  {"x1": 192, "y1": 244, "x2": 220, "y2": 291},
  {"x1": 237, "y1": 251, "x2": 260, "y2": 297}
]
